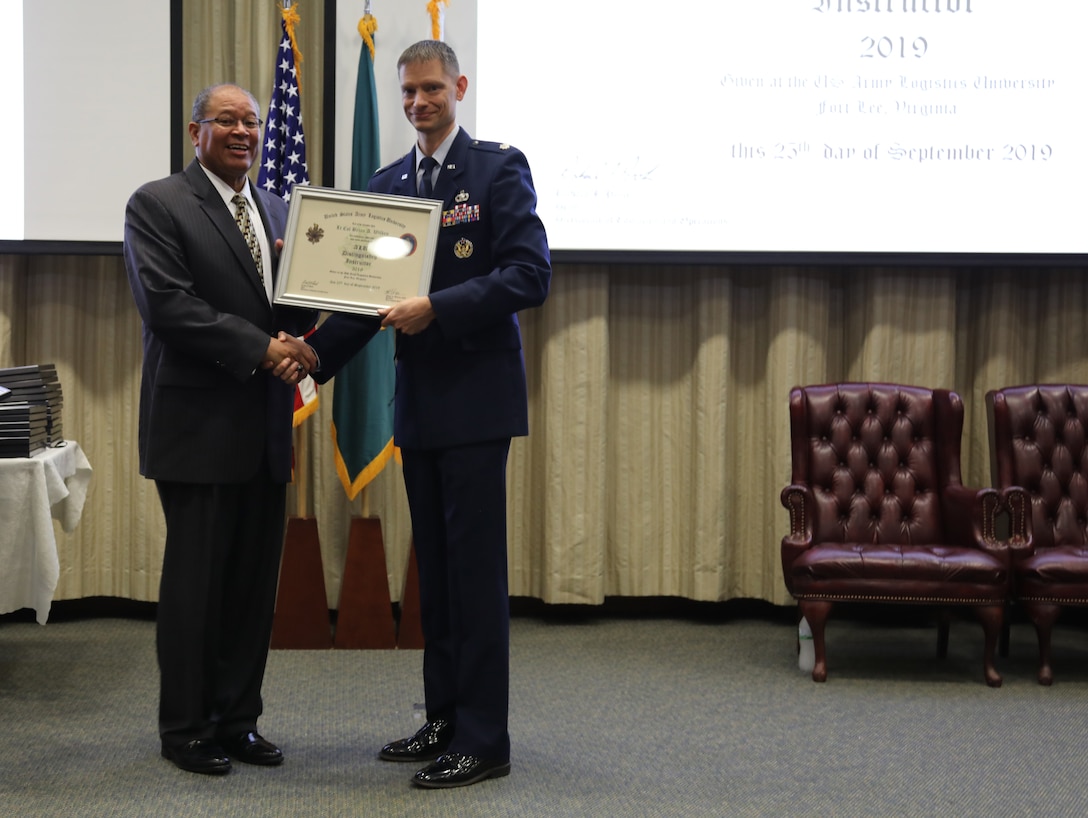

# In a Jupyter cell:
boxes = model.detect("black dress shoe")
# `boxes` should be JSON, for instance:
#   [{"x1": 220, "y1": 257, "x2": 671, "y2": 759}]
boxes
[
  {"x1": 219, "y1": 731, "x2": 284, "y2": 766},
  {"x1": 379, "y1": 719, "x2": 453, "y2": 762},
  {"x1": 412, "y1": 752, "x2": 511, "y2": 789},
  {"x1": 161, "y1": 738, "x2": 232, "y2": 775}
]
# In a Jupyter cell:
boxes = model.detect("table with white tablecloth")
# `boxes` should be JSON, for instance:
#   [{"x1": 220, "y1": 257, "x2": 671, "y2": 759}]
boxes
[{"x1": 0, "y1": 442, "x2": 92, "y2": 623}]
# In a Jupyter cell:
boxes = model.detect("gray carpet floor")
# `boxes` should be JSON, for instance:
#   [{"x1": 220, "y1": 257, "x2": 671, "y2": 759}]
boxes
[{"x1": 2, "y1": 608, "x2": 1087, "y2": 817}]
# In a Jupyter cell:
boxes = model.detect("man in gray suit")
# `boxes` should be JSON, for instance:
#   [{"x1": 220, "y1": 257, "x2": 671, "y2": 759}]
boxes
[{"x1": 123, "y1": 84, "x2": 317, "y2": 776}]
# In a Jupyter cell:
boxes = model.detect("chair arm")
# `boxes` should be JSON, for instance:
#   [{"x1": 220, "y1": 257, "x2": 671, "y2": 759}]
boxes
[
  {"x1": 945, "y1": 483, "x2": 1034, "y2": 565},
  {"x1": 781, "y1": 485, "x2": 814, "y2": 540},
  {"x1": 1000, "y1": 485, "x2": 1034, "y2": 561},
  {"x1": 943, "y1": 484, "x2": 1004, "y2": 551},
  {"x1": 780, "y1": 485, "x2": 814, "y2": 577}
]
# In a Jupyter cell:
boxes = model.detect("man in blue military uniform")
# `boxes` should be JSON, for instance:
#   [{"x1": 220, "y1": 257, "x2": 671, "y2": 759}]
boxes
[{"x1": 302, "y1": 39, "x2": 551, "y2": 788}]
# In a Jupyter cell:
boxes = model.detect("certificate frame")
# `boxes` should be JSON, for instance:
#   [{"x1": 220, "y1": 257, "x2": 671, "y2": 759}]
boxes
[{"x1": 273, "y1": 185, "x2": 441, "y2": 315}]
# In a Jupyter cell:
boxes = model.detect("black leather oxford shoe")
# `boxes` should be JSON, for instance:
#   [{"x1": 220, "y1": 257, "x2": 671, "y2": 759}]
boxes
[
  {"x1": 161, "y1": 738, "x2": 232, "y2": 775},
  {"x1": 412, "y1": 752, "x2": 511, "y2": 789},
  {"x1": 220, "y1": 731, "x2": 284, "y2": 766},
  {"x1": 379, "y1": 719, "x2": 453, "y2": 762}
]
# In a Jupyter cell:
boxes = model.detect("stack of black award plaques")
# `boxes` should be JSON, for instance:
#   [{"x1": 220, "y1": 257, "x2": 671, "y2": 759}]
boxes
[{"x1": 0, "y1": 363, "x2": 63, "y2": 457}]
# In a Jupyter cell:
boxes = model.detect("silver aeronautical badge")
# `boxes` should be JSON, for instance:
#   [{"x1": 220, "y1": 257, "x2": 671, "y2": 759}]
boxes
[
  {"x1": 454, "y1": 238, "x2": 474, "y2": 259},
  {"x1": 455, "y1": 189, "x2": 470, "y2": 203}
]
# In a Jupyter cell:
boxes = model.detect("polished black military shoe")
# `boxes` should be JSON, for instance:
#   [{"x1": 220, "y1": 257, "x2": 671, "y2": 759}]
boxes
[
  {"x1": 379, "y1": 719, "x2": 453, "y2": 762},
  {"x1": 413, "y1": 752, "x2": 511, "y2": 789},
  {"x1": 161, "y1": 738, "x2": 232, "y2": 775}
]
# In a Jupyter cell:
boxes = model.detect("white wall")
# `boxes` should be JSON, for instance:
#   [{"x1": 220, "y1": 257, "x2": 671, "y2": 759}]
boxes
[
  {"x1": 5, "y1": 0, "x2": 170, "y2": 242},
  {"x1": 333, "y1": 0, "x2": 477, "y2": 186}
]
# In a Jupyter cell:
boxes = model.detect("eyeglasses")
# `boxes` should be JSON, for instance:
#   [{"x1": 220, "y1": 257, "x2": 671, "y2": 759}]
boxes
[{"x1": 196, "y1": 115, "x2": 263, "y2": 130}]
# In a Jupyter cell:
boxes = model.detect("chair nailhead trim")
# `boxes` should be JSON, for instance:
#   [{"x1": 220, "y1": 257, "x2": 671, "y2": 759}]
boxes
[{"x1": 795, "y1": 594, "x2": 1003, "y2": 605}]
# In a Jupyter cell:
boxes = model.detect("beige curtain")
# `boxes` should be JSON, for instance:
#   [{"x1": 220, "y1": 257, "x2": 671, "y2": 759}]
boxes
[{"x1": 3, "y1": 1, "x2": 1087, "y2": 611}]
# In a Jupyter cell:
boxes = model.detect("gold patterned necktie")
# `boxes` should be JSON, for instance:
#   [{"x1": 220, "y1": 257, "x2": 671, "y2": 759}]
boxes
[{"x1": 231, "y1": 193, "x2": 264, "y2": 283}]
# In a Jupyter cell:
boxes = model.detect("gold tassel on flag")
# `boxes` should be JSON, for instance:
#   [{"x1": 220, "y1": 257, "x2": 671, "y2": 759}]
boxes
[
  {"x1": 358, "y1": 12, "x2": 377, "y2": 59},
  {"x1": 426, "y1": 0, "x2": 449, "y2": 40},
  {"x1": 281, "y1": 2, "x2": 304, "y2": 95}
]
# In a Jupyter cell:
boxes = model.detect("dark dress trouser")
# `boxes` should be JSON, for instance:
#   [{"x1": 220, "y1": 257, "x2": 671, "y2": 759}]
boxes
[
  {"x1": 155, "y1": 462, "x2": 286, "y2": 747},
  {"x1": 401, "y1": 439, "x2": 512, "y2": 762}
]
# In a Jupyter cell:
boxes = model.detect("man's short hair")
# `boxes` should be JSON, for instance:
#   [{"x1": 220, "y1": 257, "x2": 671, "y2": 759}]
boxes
[
  {"x1": 191, "y1": 84, "x2": 260, "y2": 122},
  {"x1": 397, "y1": 40, "x2": 460, "y2": 77}
]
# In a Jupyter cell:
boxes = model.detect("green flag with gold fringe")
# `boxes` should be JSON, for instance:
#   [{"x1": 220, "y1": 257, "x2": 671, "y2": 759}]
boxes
[{"x1": 330, "y1": 12, "x2": 397, "y2": 499}]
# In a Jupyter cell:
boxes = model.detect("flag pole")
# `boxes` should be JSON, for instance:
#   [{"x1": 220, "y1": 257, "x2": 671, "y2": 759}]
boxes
[
  {"x1": 267, "y1": 0, "x2": 332, "y2": 649},
  {"x1": 295, "y1": 426, "x2": 309, "y2": 517}
]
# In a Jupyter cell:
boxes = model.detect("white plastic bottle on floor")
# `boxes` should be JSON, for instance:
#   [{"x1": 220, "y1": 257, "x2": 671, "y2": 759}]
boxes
[{"x1": 798, "y1": 616, "x2": 815, "y2": 673}]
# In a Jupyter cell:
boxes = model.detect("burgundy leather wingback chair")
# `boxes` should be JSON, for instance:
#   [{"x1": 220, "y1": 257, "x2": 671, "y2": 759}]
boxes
[
  {"x1": 781, "y1": 383, "x2": 1024, "y2": 686},
  {"x1": 986, "y1": 384, "x2": 1088, "y2": 685}
]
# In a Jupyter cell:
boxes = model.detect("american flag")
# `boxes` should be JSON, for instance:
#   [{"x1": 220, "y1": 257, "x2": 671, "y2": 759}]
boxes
[
  {"x1": 258, "y1": 19, "x2": 309, "y2": 201},
  {"x1": 259, "y1": 9, "x2": 317, "y2": 427}
]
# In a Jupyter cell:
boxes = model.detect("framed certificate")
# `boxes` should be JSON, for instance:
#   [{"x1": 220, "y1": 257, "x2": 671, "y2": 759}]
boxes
[{"x1": 273, "y1": 185, "x2": 441, "y2": 315}]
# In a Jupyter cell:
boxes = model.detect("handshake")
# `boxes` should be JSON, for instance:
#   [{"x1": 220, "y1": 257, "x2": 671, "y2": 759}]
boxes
[{"x1": 262, "y1": 331, "x2": 318, "y2": 384}]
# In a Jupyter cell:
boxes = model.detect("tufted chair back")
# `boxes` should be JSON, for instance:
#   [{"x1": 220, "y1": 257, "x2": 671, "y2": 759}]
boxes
[
  {"x1": 791, "y1": 383, "x2": 958, "y2": 548},
  {"x1": 987, "y1": 384, "x2": 1088, "y2": 684},
  {"x1": 987, "y1": 385, "x2": 1088, "y2": 550},
  {"x1": 782, "y1": 383, "x2": 1015, "y2": 686}
]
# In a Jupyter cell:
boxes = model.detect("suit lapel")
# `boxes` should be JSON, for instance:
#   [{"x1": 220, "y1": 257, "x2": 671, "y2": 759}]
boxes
[{"x1": 185, "y1": 161, "x2": 270, "y2": 306}]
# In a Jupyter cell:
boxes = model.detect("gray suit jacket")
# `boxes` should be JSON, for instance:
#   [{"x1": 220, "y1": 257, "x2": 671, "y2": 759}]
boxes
[{"x1": 124, "y1": 159, "x2": 316, "y2": 483}]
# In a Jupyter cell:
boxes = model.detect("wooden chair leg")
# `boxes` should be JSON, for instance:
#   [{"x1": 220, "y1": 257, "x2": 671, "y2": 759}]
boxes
[
  {"x1": 974, "y1": 604, "x2": 1004, "y2": 688},
  {"x1": 936, "y1": 608, "x2": 951, "y2": 659},
  {"x1": 1025, "y1": 602, "x2": 1061, "y2": 686},
  {"x1": 793, "y1": 604, "x2": 803, "y2": 656},
  {"x1": 999, "y1": 612, "x2": 1011, "y2": 659},
  {"x1": 799, "y1": 600, "x2": 833, "y2": 683}
]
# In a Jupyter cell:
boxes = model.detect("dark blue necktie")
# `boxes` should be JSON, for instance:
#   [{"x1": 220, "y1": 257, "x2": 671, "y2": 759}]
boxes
[{"x1": 418, "y1": 156, "x2": 438, "y2": 198}]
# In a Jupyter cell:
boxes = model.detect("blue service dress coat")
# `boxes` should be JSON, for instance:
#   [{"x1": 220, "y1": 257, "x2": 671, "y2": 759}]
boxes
[
  {"x1": 308, "y1": 127, "x2": 550, "y2": 762},
  {"x1": 308, "y1": 127, "x2": 551, "y2": 449}
]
